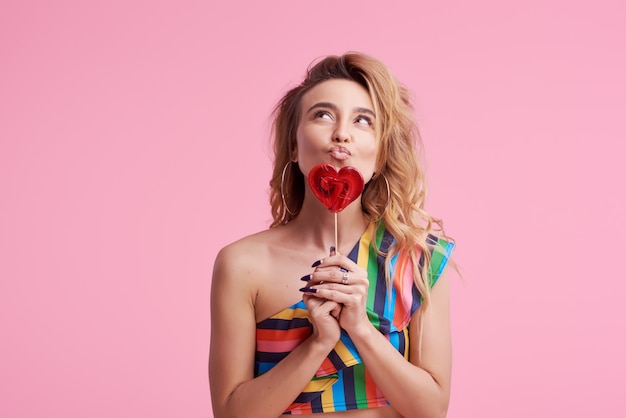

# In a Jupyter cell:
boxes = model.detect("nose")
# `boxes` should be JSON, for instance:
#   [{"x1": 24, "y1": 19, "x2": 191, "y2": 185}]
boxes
[{"x1": 332, "y1": 122, "x2": 351, "y2": 143}]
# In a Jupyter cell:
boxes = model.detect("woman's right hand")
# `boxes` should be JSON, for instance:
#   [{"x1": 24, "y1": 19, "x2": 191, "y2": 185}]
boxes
[
  {"x1": 302, "y1": 294, "x2": 342, "y2": 349},
  {"x1": 302, "y1": 246, "x2": 342, "y2": 348}
]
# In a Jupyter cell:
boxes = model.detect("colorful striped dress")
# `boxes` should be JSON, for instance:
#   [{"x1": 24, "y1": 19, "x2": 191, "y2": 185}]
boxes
[{"x1": 255, "y1": 222, "x2": 454, "y2": 414}]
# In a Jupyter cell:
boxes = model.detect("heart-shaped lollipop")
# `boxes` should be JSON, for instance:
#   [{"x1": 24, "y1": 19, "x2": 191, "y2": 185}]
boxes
[{"x1": 308, "y1": 164, "x2": 365, "y2": 213}]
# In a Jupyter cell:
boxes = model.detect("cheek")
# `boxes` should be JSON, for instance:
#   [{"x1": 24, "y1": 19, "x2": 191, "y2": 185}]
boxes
[
  {"x1": 295, "y1": 124, "x2": 310, "y2": 152},
  {"x1": 294, "y1": 129, "x2": 320, "y2": 177},
  {"x1": 296, "y1": 125, "x2": 326, "y2": 155},
  {"x1": 363, "y1": 137, "x2": 379, "y2": 160},
  {"x1": 361, "y1": 138, "x2": 380, "y2": 178},
  {"x1": 295, "y1": 135, "x2": 313, "y2": 164}
]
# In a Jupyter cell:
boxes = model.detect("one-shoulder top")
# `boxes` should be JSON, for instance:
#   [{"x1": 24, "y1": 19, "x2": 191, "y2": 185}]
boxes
[{"x1": 255, "y1": 222, "x2": 454, "y2": 415}]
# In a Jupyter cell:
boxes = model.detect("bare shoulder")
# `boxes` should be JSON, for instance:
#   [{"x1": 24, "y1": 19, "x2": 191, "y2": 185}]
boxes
[
  {"x1": 212, "y1": 228, "x2": 283, "y2": 293},
  {"x1": 209, "y1": 228, "x2": 288, "y2": 407}
]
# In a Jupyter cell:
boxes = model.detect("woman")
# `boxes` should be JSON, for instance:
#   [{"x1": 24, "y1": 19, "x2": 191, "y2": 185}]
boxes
[{"x1": 209, "y1": 52, "x2": 455, "y2": 417}]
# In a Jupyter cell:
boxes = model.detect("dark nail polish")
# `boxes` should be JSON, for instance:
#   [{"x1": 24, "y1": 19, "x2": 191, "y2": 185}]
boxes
[
  {"x1": 339, "y1": 267, "x2": 348, "y2": 273},
  {"x1": 311, "y1": 259, "x2": 322, "y2": 268},
  {"x1": 300, "y1": 274, "x2": 311, "y2": 281},
  {"x1": 329, "y1": 246, "x2": 336, "y2": 254},
  {"x1": 299, "y1": 287, "x2": 317, "y2": 293}
]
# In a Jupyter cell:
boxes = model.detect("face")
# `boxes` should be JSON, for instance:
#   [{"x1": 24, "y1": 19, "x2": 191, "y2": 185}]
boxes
[{"x1": 295, "y1": 79, "x2": 378, "y2": 182}]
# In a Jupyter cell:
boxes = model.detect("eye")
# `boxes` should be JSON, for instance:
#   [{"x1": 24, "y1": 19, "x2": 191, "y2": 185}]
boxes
[
  {"x1": 314, "y1": 110, "x2": 333, "y2": 121},
  {"x1": 355, "y1": 115, "x2": 373, "y2": 126}
]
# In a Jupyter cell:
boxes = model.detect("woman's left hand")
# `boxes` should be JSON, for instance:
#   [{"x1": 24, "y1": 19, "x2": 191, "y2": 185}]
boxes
[{"x1": 301, "y1": 254, "x2": 370, "y2": 335}]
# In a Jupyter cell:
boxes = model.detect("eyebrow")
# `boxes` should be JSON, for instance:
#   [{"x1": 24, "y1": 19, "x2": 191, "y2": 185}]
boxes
[{"x1": 307, "y1": 102, "x2": 376, "y2": 118}]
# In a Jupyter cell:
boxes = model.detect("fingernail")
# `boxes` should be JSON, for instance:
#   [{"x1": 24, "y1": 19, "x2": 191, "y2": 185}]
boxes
[
  {"x1": 311, "y1": 259, "x2": 322, "y2": 268},
  {"x1": 329, "y1": 246, "x2": 336, "y2": 255},
  {"x1": 299, "y1": 287, "x2": 317, "y2": 293},
  {"x1": 300, "y1": 274, "x2": 312, "y2": 281},
  {"x1": 339, "y1": 267, "x2": 348, "y2": 273}
]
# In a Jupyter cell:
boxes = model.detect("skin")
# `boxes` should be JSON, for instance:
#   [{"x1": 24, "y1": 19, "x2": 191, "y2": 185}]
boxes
[{"x1": 209, "y1": 79, "x2": 452, "y2": 418}]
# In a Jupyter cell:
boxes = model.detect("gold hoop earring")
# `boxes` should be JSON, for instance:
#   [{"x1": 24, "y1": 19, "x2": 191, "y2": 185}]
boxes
[{"x1": 281, "y1": 162, "x2": 296, "y2": 216}]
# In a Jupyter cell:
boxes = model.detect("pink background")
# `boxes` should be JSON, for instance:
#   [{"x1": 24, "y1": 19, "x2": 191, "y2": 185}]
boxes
[{"x1": 1, "y1": 1, "x2": 625, "y2": 417}]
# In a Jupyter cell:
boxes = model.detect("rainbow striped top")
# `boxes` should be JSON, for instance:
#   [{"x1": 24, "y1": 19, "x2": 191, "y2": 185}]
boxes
[{"x1": 255, "y1": 222, "x2": 454, "y2": 414}]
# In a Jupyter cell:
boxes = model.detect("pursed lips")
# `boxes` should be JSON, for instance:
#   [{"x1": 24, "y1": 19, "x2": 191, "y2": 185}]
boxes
[{"x1": 329, "y1": 146, "x2": 351, "y2": 161}]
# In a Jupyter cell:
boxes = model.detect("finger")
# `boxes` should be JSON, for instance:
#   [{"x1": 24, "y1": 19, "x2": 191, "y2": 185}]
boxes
[
  {"x1": 303, "y1": 294, "x2": 341, "y2": 315},
  {"x1": 303, "y1": 284, "x2": 356, "y2": 304},
  {"x1": 312, "y1": 254, "x2": 359, "y2": 273},
  {"x1": 308, "y1": 268, "x2": 362, "y2": 286},
  {"x1": 330, "y1": 303, "x2": 342, "y2": 319}
]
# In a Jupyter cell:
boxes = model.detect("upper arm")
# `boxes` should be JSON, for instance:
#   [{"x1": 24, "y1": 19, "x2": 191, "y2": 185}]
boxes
[
  {"x1": 209, "y1": 244, "x2": 258, "y2": 412},
  {"x1": 409, "y1": 271, "x2": 452, "y2": 395}
]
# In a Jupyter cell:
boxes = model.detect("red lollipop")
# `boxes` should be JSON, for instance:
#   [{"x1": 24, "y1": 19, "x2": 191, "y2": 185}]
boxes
[
  {"x1": 308, "y1": 164, "x2": 365, "y2": 251},
  {"x1": 308, "y1": 164, "x2": 365, "y2": 212}
]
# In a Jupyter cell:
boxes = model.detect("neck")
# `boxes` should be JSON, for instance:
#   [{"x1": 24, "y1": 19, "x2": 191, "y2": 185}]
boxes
[{"x1": 290, "y1": 191, "x2": 370, "y2": 255}]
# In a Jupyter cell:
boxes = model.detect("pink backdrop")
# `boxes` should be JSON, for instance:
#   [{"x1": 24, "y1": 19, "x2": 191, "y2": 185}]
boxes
[{"x1": 1, "y1": 1, "x2": 625, "y2": 417}]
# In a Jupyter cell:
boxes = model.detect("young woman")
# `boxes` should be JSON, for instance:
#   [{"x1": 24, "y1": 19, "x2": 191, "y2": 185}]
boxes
[{"x1": 209, "y1": 52, "x2": 455, "y2": 417}]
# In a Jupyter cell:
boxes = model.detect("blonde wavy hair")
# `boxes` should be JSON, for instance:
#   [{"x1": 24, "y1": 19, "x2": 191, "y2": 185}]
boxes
[{"x1": 268, "y1": 52, "x2": 452, "y2": 324}]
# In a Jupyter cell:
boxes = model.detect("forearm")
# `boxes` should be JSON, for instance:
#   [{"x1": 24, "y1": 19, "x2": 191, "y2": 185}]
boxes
[
  {"x1": 349, "y1": 324, "x2": 449, "y2": 418},
  {"x1": 214, "y1": 337, "x2": 332, "y2": 418}
]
